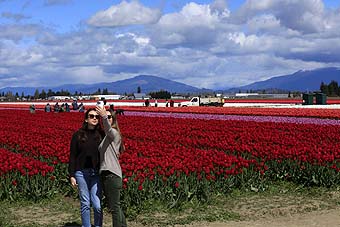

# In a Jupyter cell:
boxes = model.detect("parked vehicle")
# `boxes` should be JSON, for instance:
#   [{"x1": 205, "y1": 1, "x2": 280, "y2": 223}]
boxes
[{"x1": 180, "y1": 96, "x2": 224, "y2": 107}]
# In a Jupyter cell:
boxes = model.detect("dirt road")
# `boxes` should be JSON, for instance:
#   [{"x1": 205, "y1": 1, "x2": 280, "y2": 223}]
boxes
[{"x1": 172, "y1": 209, "x2": 340, "y2": 227}]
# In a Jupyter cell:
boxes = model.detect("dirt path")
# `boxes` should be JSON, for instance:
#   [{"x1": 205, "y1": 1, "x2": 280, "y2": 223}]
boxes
[
  {"x1": 127, "y1": 191, "x2": 340, "y2": 227},
  {"x1": 7, "y1": 190, "x2": 340, "y2": 227},
  {"x1": 11, "y1": 207, "x2": 340, "y2": 227},
  {"x1": 173, "y1": 209, "x2": 340, "y2": 227}
]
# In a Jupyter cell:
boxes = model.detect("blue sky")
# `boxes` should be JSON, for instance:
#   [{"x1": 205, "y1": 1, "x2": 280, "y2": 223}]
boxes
[{"x1": 1, "y1": 0, "x2": 340, "y2": 90}]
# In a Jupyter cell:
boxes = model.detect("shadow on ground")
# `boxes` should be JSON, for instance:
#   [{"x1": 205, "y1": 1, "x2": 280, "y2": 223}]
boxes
[{"x1": 62, "y1": 222, "x2": 81, "y2": 227}]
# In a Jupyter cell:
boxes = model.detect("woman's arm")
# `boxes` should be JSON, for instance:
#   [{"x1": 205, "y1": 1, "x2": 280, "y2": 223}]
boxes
[
  {"x1": 68, "y1": 132, "x2": 78, "y2": 183},
  {"x1": 96, "y1": 106, "x2": 117, "y2": 141}
]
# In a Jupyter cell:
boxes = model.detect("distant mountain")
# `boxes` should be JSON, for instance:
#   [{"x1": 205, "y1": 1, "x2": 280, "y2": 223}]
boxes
[
  {"x1": 0, "y1": 75, "x2": 211, "y2": 95},
  {"x1": 230, "y1": 67, "x2": 340, "y2": 92},
  {"x1": 105, "y1": 75, "x2": 211, "y2": 94}
]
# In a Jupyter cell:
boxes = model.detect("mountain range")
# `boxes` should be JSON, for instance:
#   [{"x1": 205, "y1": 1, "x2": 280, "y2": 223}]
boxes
[
  {"x1": 1, "y1": 67, "x2": 340, "y2": 96},
  {"x1": 232, "y1": 67, "x2": 340, "y2": 92},
  {"x1": 0, "y1": 75, "x2": 211, "y2": 96}
]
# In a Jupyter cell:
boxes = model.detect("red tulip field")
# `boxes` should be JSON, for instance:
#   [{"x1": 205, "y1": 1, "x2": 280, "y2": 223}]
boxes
[{"x1": 1, "y1": 107, "x2": 340, "y2": 210}]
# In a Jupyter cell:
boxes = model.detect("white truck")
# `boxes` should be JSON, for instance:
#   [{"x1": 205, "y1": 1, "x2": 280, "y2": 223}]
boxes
[{"x1": 180, "y1": 96, "x2": 224, "y2": 107}]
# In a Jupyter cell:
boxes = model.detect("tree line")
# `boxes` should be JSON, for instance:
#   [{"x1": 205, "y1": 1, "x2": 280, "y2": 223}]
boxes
[
  {"x1": 320, "y1": 80, "x2": 340, "y2": 96},
  {"x1": 0, "y1": 88, "x2": 117, "y2": 101},
  {"x1": 1, "y1": 87, "x2": 175, "y2": 101}
]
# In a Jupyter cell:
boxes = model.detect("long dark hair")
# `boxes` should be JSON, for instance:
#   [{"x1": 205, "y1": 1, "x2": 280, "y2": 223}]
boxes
[
  {"x1": 108, "y1": 109, "x2": 125, "y2": 153},
  {"x1": 78, "y1": 108, "x2": 104, "y2": 143}
]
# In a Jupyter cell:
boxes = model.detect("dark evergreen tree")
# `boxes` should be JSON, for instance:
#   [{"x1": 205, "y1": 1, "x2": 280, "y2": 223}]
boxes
[
  {"x1": 47, "y1": 89, "x2": 54, "y2": 97},
  {"x1": 320, "y1": 82, "x2": 329, "y2": 95},
  {"x1": 328, "y1": 80, "x2": 338, "y2": 96},
  {"x1": 102, "y1": 88, "x2": 109, "y2": 95},
  {"x1": 34, "y1": 89, "x2": 40, "y2": 99},
  {"x1": 40, "y1": 89, "x2": 47, "y2": 99},
  {"x1": 320, "y1": 82, "x2": 326, "y2": 94},
  {"x1": 92, "y1": 88, "x2": 101, "y2": 95}
]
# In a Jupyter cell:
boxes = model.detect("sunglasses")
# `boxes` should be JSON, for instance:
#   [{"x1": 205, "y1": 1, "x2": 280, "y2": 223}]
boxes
[
  {"x1": 88, "y1": 114, "x2": 100, "y2": 119},
  {"x1": 107, "y1": 115, "x2": 112, "y2": 119}
]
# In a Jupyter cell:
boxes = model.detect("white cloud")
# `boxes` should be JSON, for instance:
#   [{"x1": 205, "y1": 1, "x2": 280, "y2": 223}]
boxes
[
  {"x1": 1, "y1": 12, "x2": 30, "y2": 22},
  {"x1": 247, "y1": 14, "x2": 281, "y2": 33},
  {"x1": 0, "y1": 24, "x2": 42, "y2": 42},
  {"x1": 67, "y1": 66, "x2": 106, "y2": 83},
  {"x1": 88, "y1": 1, "x2": 161, "y2": 27},
  {"x1": 149, "y1": 2, "x2": 227, "y2": 47},
  {"x1": 233, "y1": 0, "x2": 326, "y2": 34},
  {"x1": 1, "y1": 0, "x2": 340, "y2": 90},
  {"x1": 210, "y1": 0, "x2": 230, "y2": 20}
]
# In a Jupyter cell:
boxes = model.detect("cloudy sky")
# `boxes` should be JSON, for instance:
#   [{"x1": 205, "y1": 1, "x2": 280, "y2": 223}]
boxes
[{"x1": 1, "y1": 0, "x2": 340, "y2": 90}]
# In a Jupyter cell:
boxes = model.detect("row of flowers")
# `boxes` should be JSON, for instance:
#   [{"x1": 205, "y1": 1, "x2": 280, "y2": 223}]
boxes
[
  {"x1": 2, "y1": 100, "x2": 340, "y2": 119},
  {"x1": 121, "y1": 106, "x2": 340, "y2": 119},
  {"x1": 0, "y1": 148, "x2": 54, "y2": 176},
  {"x1": 1, "y1": 109, "x2": 340, "y2": 208},
  {"x1": 125, "y1": 111, "x2": 340, "y2": 125},
  {"x1": 0, "y1": 147, "x2": 57, "y2": 200}
]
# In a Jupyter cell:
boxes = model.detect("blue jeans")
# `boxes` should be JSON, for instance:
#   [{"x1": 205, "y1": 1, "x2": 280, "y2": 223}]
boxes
[{"x1": 75, "y1": 169, "x2": 103, "y2": 227}]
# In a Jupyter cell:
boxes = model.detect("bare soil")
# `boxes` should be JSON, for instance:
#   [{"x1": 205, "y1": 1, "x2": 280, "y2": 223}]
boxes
[
  {"x1": 179, "y1": 209, "x2": 340, "y2": 227},
  {"x1": 8, "y1": 191, "x2": 340, "y2": 227},
  {"x1": 11, "y1": 208, "x2": 340, "y2": 227}
]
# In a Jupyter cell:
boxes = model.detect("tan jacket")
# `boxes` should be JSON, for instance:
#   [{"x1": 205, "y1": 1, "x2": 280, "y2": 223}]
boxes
[{"x1": 98, "y1": 116, "x2": 123, "y2": 178}]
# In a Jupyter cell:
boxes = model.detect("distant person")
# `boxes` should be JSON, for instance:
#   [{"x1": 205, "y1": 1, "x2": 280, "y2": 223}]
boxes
[
  {"x1": 79, "y1": 102, "x2": 85, "y2": 112},
  {"x1": 44, "y1": 103, "x2": 51, "y2": 112},
  {"x1": 145, "y1": 99, "x2": 150, "y2": 107},
  {"x1": 109, "y1": 104, "x2": 114, "y2": 112},
  {"x1": 154, "y1": 99, "x2": 158, "y2": 107},
  {"x1": 165, "y1": 100, "x2": 169, "y2": 107},
  {"x1": 170, "y1": 99, "x2": 174, "y2": 107},
  {"x1": 116, "y1": 109, "x2": 125, "y2": 115},
  {"x1": 60, "y1": 103, "x2": 65, "y2": 112},
  {"x1": 72, "y1": 100, "x2": 78, "y2": 110},
  {"x1": 54, "y1": 102, "x2": 60, "y2": 112},
  {"x1": 65, "y1": 103, "x2": 70, "y2": 112},
  {"x1": 29, "y1": 104, "x2": 36, "y2": 114}
]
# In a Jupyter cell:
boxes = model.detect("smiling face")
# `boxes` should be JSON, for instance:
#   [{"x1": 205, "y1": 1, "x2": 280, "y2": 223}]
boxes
[
  {"x1": 86, "y1": 110, "x2": 99, "y2": 128},
  {"x1": 106, "y1": 111, "x2": 113, "y2": 124}
]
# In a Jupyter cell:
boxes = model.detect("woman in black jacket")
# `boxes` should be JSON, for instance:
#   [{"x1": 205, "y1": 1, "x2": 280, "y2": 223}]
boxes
[{"x1": 68, "y1": 108, "x2": 104, "y2": 227}]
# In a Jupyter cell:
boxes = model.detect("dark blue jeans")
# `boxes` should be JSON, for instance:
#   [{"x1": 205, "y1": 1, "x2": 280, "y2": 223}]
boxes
[
  {"x1": 101, "y1": 171, "x2": 127, "y2": 227},
  {"x1": 75, "y1": 169, "x2": 103, "y2": 227}
]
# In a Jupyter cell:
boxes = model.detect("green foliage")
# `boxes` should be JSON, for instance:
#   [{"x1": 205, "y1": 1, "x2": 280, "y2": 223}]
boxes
[
  {"x1": 149, "y1": 90, "x2": 171, "y2": 99},
  {"x1": 320, "y1": 80, "x2": 340, "y2": 96},
  {"x1": 39, "y1": 89, "x2": 47, "y2": 99},
  {"x1": 34, "y1": 89, "x2": 40, "y2": 99},
  {"x1": 0, "y1": 171, "x2": 58, "y2": 201},
  {"x1": 3, "y1": 157, "x2": 340, "y2": 220}
]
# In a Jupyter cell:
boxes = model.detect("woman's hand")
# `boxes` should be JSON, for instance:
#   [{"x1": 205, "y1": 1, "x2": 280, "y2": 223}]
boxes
[
  {"x1": 96, "y1": 106, "x2": 107, "y2": 118},
  {"x1": 70, "y1": 177, "x2": 78, "y2": 188}
]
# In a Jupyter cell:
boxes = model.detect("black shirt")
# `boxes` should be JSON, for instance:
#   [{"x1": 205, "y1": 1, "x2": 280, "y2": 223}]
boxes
[{"x1": 68, "y1": 129, "x2": 101, "y2": 177}]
